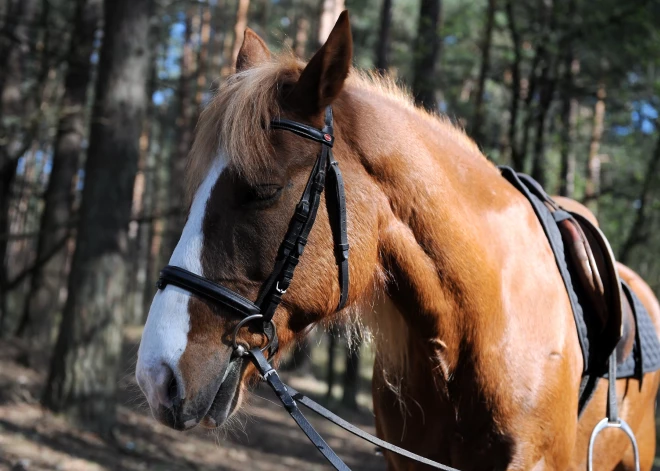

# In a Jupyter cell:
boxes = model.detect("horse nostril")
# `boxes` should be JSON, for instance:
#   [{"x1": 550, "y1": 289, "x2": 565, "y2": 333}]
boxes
[
  {"x1": 167, "y1": 373, "x2": 180, "y2": 406},
  {"x1": 152, "y1": 363, "x2": 180, "y2": 409}
]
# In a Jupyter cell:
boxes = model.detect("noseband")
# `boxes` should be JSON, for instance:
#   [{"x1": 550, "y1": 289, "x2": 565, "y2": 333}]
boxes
[{"x1": 156, "y1": 105, "x2": 349, "y2": 356}]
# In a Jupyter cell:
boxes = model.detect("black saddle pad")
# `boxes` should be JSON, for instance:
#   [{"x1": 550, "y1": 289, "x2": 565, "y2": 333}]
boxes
[{"x1": 608, "y1": 282, "x2": 660, "y2": 380}]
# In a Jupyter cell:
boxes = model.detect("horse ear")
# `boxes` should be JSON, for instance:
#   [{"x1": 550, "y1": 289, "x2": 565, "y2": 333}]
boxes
[
  {"x1": 236, "y1": 28, "x2": 271, "y2": 72},
  {"x1": 287, "y1": 11, "x2": 353, "y2": 115}
]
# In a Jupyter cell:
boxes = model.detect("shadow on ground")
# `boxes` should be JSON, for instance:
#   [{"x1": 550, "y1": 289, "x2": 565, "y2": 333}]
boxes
[
  {"x1": 0, "y1": 333, "x2": 386, "y2": 471},
  {"x1": 2, "y1": 330, "x2": 660, "y2": 470}
]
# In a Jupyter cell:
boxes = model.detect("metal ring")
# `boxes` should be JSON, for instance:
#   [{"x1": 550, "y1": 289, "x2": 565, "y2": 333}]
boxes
[
  {"x1": 231, "y1": 313, "x2": 277, "y2": 355},
  {"x1": 275, "y1": 281, "x2": 287, "y2": 295}
]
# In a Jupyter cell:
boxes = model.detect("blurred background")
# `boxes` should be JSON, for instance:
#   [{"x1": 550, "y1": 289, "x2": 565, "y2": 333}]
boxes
[{"x1": 0, "y1": 0, "x2": 659, "y2": 469}]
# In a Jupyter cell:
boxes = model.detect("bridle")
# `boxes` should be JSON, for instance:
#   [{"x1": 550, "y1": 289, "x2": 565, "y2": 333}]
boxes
[
  {"x1": 155, "y1": 106, "x2": 459, "y2": 471},
  {"x1": 157, "y1": 106, "x2": 348, "y2": 356}
]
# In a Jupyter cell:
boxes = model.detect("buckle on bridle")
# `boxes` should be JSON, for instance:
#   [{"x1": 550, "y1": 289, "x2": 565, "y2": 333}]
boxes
[{"x1": 275, "y1": 281, "x2": 287, "y2": 295}]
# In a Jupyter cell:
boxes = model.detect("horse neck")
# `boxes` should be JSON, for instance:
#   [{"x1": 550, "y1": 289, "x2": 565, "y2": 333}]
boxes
[{"x1": 337, "y1": 85, "x2": 521, "y2": 377}]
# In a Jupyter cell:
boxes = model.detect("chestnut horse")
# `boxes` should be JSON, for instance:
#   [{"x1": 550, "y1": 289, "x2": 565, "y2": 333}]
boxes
[{"x1": 136, "y1": 12, "x2": 660, "y2": 470}]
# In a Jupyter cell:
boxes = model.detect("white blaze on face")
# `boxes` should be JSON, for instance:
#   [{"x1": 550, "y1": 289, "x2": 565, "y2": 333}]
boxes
[{"x1": 136, "y1": 157, "x2": 225, "y2": 408}]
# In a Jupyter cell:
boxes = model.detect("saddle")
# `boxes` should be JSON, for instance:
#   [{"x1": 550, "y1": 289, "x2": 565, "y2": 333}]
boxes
[
  {"x1": 498, "y1": 168, "x2": 636, "y2": 380},
  {"x1": 542, "y1": 196, "x2": 635, "y2": 367},
  {"x1": 519, "y1": 179, "x2": 634, "y2": 371}
]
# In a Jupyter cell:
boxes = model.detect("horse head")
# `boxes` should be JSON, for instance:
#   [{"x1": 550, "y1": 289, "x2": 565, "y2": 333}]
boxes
[{"x1": 136, "y1": 12, "x2": 380, "y2": 430}]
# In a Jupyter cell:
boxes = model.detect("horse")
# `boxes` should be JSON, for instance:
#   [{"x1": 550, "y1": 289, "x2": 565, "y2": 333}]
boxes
[{"x1": 135, "y1": 12, "x2": 660, "y2": 470}]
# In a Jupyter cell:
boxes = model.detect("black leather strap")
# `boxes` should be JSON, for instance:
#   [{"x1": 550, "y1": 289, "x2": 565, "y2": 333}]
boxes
[
  {"x1": 248, "y1": 347, "x2": 459, "y2": 471},
  {"x1": 256, "y1": 149, "x2": 329, "y2": 321},
  {"x1": 270, "y1": 118, "x2": 335, "y2": 147},
  {"x1": 258, "y1": 106, "x2": 348, "y2": 319},
  {"x1": 157, "y1": 266, "x2": 260, "y2": 316},
  {"x1": 290, "y1": 387, "x2": 459, "y2": 470},
  {"x1": 248, "y1": 348, "x2": 350, "y2": 471},
  {"x1": 327, "y1": 157, "x2": 349, "y2": 310}
]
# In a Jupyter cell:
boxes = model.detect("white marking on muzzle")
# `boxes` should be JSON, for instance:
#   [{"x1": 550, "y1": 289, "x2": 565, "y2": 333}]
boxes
[{"x1": 136, "y1": 157, "x2": 226, "y2": 410}]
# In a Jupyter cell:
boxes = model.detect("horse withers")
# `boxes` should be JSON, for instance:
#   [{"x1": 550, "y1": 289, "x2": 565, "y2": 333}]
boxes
[{"x1": 135, "y1": 12, "x2": 660, "y2": 470}]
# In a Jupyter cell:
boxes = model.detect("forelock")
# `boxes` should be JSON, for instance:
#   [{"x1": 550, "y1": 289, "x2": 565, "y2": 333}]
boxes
[{"x1": 185, "y1": 53, "x2": 304, "y2": 201}]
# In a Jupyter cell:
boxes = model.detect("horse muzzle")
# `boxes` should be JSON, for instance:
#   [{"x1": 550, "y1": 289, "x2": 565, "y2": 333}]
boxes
[{"x1": 136, "y1": 346, "x2": 244, "y2": 430}]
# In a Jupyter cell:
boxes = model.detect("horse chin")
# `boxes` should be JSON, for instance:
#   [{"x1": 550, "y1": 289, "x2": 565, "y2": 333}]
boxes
[{"x1": 201, "y1": 357, "x2": 244, "y2": 428}]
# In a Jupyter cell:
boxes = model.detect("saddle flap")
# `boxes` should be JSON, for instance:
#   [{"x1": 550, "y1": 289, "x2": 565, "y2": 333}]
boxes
[{"x1": 559, "y1": 210, "x2": 623, "y2": 364}]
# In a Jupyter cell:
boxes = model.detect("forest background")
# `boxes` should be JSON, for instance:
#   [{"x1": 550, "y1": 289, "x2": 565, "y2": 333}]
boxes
[{"x1": 0, "y1": 0, "x2": 659, "y2": 468}]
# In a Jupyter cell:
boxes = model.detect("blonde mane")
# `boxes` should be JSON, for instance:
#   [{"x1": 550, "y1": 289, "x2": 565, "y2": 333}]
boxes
[{"x1": 185, "y1": 53, "x2": 479, "y2": 202}]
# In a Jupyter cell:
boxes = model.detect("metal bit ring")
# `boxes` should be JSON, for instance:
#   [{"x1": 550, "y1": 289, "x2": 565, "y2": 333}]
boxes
[{"x1": 231, "y1": 314, "x2": 276, "y2": 356}]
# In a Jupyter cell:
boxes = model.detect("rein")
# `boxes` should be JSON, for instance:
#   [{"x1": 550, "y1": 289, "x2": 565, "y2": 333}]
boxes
[{"x1": 155, "y1": 106, "x2": 459, "y2": 471}]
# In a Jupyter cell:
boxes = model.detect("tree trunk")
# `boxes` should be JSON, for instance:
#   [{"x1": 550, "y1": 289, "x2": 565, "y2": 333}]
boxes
[
  {"x1": 125, "y1": 6, "x2": 163, "y2": 326},
  {"x1": 619, "y1": 127, "x2": 660, "y2": 263},
  {"x1": 0, "y1": 0, "x2": 40, "y2": 332},
  {"x1": 341, "y1": 338, "x2": 361, "y2": 409},
  {"x1": 281, "y1": 336, "x2": 313, "y2": 374},
  {"x1": 292, "y1": 14, "x2": 310, "y2": 58},
  {"x1": 42, "y1": 0, "x2": 152, "y2": 437},
  {"x1": 528, "y1": 0, "x2": 556, "y2": 184},
  {"x1": 326, "y1": 328, "x2": 337, "y2": 401},
  {"x1": 530, "y1": 61, "x2": 557, "y2": 188},
  {"x1": 585, "y1": 83, "x2": 606, "y2": 213},
  {"x1": 16, "y1": 0, "x2": 103, "y2": 340},
  {"x1": 195, "y1": 3, "x2": 212, "y2": 107},
  {"x1": 318, "y1": 0, "x2": 346, "y2": 46},
  {"x1": 558, "y1": 57, "x2": 579, "y2": 197},
  {"x1": 166, "y1": 9, "x2": 195, "y2": 255},
  {"x1": 222, "y1": 0, "x2": 251, "y2": 76},
  {"x1": 374, "y1": 0, "x2": 392, "y2": 73},
  {"x1": 470, "y1": 0, "x2": 496, "y2": 146},
  {"x1": 412, "y1": 0, "x2": 442, "y2": 111},
  {"x1": 505, "y1": 0, "x2": 523, "y2": 170}
]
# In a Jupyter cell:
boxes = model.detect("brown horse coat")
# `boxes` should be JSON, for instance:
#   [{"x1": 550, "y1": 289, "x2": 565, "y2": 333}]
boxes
[{"x1": 136, "y1": 12, "x2": 660, "y2": 470}]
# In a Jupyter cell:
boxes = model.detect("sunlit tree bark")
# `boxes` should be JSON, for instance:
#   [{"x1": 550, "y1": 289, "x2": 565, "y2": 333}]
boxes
[
  {"x1": 585, "y1": 83, "x2": 606, "y2": 214},
  {"x1": 318, "y1": 0, "x2": 345, "y2": 46},
  {"x1": 222, "y1": 0, "x2": 251, "y2": 76}
]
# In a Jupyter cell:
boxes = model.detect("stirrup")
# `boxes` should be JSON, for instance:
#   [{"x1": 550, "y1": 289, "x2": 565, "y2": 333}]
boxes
[
  {"x1": 587, "y1": 351, "x2": 640, "y2": 471},
  {"x1": 587, "y1": 417, "x2": 640, "y2": 471}
]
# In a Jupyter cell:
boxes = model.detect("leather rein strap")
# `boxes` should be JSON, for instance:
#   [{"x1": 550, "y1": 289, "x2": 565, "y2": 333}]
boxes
[
  {"x1": 248, "y1": 346, "x2": 459, "y2": 471},
  {"x1": 155, "y1": 106, "x2": 458, "y2": 471}
]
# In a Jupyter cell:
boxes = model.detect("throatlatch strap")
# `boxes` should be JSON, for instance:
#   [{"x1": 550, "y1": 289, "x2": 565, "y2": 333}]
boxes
[{"x1": 247, "y1": 348, "x2": 350, "y2": 471}]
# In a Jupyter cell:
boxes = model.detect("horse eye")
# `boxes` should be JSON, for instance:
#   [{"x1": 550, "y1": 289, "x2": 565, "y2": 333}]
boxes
[{"x1": 246, "y1": 184, "x2": 282, "y2": 203}]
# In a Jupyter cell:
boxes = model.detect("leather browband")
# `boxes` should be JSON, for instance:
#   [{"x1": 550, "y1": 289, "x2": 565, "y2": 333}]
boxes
[{"x1": 270, "y1": 118, "x2": 335, "y2": 147}]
